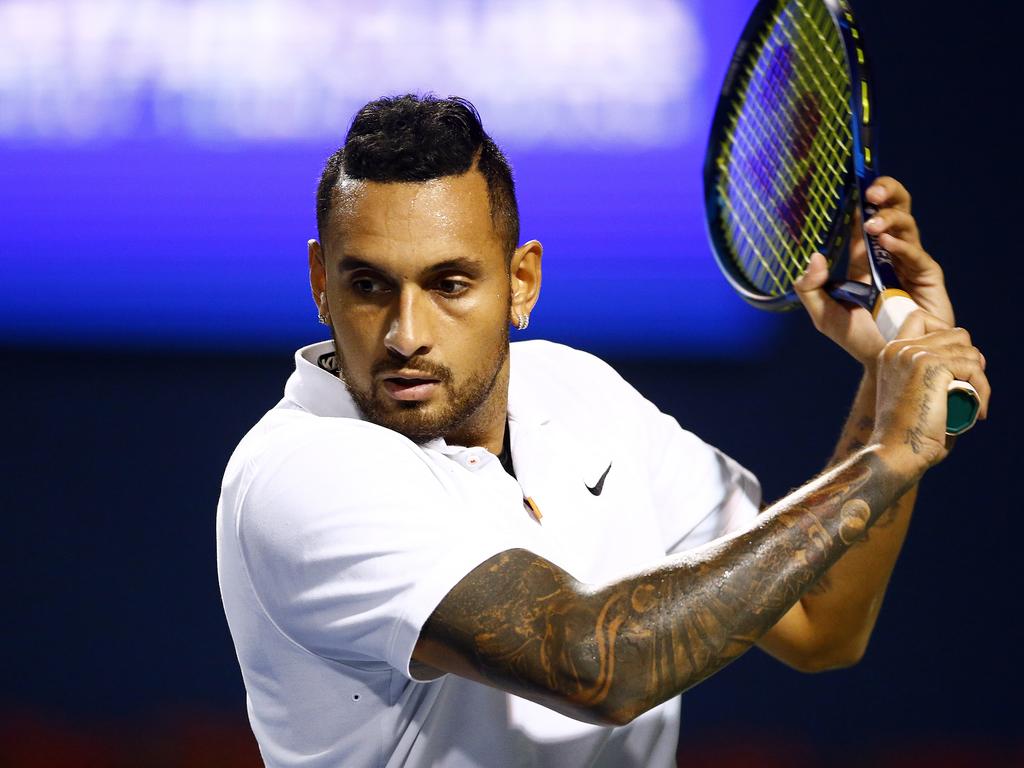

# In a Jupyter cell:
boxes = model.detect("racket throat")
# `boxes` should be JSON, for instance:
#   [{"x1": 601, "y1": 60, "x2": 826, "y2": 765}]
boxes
[
  {"x1": 826, "y1": 278, "x2": 878, "y2": 310},
  {"x1": 825, "y1": 280, "x2": 916, "y2": 341}
]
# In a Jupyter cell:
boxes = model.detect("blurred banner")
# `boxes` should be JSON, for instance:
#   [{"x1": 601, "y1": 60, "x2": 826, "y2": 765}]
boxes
[{"x1": 0, "y1": 0, "x2": 777, "y2": 354}]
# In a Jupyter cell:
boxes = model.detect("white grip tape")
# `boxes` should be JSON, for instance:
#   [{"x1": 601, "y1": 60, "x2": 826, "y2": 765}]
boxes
[
  {"x1": 949, "y1": 379, "x2": 981, "y2": 398},
  {"x1": 875, "y1": 294, "x2": 918, "y2": 341}
]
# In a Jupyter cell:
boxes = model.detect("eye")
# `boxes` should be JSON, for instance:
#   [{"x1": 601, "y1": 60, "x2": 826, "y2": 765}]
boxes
[
  {"x1": 351, "y1": 276, "x2": 389, "y2": 295},
  {"x1": 435, "y1": 278, "x2": 470, "y2": 297}
]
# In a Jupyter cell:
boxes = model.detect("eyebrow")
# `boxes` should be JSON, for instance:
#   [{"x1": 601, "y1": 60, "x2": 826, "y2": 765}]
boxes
[
  {"x1": 337, "y1": 256, "x2": 382, "y2": 273},
  {"x1": 337, "y1": 255, "x2": 485, "y2": 278}
]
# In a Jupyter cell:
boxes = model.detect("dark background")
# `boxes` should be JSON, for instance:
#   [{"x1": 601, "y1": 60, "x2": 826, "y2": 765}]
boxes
[{"x1": 4, "y1": 2, "x2": 1022, "y2": 766}]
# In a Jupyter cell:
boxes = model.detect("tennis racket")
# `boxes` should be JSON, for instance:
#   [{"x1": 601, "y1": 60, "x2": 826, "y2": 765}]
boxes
[{"x1": 703, "y1": 0, "x2": 979, "y2": 435}]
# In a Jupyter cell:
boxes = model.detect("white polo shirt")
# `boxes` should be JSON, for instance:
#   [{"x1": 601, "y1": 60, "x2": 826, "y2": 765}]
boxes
[{"x1": 217, "y1": 339, "x2": 761, "y2": 768}]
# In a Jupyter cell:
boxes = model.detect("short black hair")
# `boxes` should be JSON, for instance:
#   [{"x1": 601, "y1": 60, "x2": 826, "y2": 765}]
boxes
[{"x1": 316, "y1": 94, "x2": 519, "y2": 257}]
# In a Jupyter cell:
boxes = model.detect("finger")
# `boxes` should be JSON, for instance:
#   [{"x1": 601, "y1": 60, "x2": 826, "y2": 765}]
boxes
[
  {"x1": 864, "y1": 208, "x2": 921, "y2": 247},
  {"x1": 933, "y1": 342, "x2": 983, "y2": 365},
  {"x1": 793, "y1": 252, "x2": 831, "y2": 316},
  {"x1": 913, "y1": 327, "x2": 991, "y2": 417},
  {"x1": 943, "y1": 354, "x2": 991, "y2": 420},
  {"x1": 851, "y1": 205, "x2": 862, "y2": 230},
  {"x1": 865, "y1": 177, "x2": 911, "y2": 213},
  {"x1": 847, "y1": 246, "x2": 871, "y2": 283},
  {"x1": 898, "y1": 345, "x2": 991, "y2": 428},
  {"x1": 893, "y1": 308, "x2": 952, "y2": 340},
  {"x1": 892, "y1": 328, "x2": 989, "y2": 420},
  {"x1": 896, "y1": 328, "x2": 967, "y2": 354},
  {"x1": 847, "y1": 208, "x2": 871, "y2": 281},
  {"x1": 929, "y1": 326, "x2": 973, "y2": 350},
  {"x1": 876, "y1": 233, "x2": 941, "y2": 282},
  {"x1": 898, "y1": 340, "x2": 980, "y2": 369},
  {"x1": 794, "y1": 252, "x2": 862, "y2": 337}
]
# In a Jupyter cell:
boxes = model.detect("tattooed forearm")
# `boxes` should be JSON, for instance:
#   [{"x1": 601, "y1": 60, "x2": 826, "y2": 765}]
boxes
[
  {"x1": 829, "y1": 408, "x2": 876, "y2": 467},
  {"x1": 420, "y1": 449, "x2": 912, "y2": 726},
  {"x1": 824, "y1": 374, "x2": 912, "y2": 546}
]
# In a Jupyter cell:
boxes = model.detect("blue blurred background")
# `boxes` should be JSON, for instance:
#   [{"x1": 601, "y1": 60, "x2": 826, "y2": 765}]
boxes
[
  {"x1": 0, "y1": 0, "x2": 770, "y2": 354},
  {"x1": 3, "y1": 1, "x2": 1020, "y2": 765}
]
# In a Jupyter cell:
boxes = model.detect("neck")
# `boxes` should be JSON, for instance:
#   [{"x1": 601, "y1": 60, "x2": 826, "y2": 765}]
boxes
[{"x1": 444, "y1": 358, "x2": 510, "y2": 454}]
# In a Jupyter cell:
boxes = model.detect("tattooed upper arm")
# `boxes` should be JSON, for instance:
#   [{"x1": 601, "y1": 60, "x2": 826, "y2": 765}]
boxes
[{"x1": 413, "y1": 548, "x2": 617, "y2": 724}]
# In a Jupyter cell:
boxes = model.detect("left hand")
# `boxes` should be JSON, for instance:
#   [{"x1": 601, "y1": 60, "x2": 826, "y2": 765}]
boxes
[{"x1": 793, "y1": 177, "x2": 954, "y2": 367}]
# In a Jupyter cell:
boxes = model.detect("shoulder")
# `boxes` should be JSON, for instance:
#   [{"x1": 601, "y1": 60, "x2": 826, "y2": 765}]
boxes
[
  {"x1": 511, "y1": 339, "x2": 625, "y2": 379},
  {"x1": 510, "y1": 340, "x2": 642, "y2": 412},
  {"x1": 234, "y1": 407, "x2": 420, "y2": 469},
  {"x1": 508, "y1": 339, "x2": 737, "y2": 464},
  {"x1": 221, "y1": 408, "x2": 441, "y2": 522}
]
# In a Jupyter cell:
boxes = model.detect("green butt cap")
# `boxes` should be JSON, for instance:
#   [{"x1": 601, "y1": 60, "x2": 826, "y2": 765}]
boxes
[{"x1": 946, "y1": 390, "x2": 980, "y2": 436}]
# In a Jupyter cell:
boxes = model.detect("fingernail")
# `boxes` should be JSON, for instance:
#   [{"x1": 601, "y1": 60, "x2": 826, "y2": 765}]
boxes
[{"x1": 866, "y1": 217, "x2": 881, "y2": 231}]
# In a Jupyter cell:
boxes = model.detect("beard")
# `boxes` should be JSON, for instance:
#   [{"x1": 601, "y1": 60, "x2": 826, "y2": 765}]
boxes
[{"x1": 335, "y1": 327, "x2": 509, "y2": 445}]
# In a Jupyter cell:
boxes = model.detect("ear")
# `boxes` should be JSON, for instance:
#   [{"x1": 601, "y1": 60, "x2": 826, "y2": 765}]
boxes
[
  {"x1": 308, "y1": 238, "x2": 327, "y2": 312},
  {"x1": 509, "y1": 239, "x2": 542, "y2": 326}
]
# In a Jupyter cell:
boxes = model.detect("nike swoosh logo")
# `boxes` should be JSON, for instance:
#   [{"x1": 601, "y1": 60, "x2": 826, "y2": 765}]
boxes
[{"x1": 585, "y1": 463, "x2": 612, "y2": 496}]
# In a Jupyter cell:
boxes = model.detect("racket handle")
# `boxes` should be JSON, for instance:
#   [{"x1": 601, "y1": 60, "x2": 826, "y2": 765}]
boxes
[{"x1": 874, "y1": 290, "x2": 980, "y2": 436}]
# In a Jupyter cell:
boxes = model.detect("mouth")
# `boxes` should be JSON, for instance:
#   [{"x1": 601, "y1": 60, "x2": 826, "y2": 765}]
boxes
[{"x1": 379, "y1": 372, "x2": 442, "y2": 402}]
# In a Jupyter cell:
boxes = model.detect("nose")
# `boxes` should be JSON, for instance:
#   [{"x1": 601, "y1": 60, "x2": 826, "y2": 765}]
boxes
[{"x1": 384, "y1": 285, "x2": 433, "y2": 359}]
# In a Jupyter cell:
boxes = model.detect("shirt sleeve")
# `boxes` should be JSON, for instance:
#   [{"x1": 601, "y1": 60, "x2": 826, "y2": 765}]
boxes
[
  {"x1": 644, "y1": 407, "x2": 762, "y2": 553},
  {"x1": 232, "y1": 419, "x2": 525, "y2": 680}
]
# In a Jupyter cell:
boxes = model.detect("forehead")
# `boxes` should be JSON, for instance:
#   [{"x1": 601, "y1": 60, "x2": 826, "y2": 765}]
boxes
[{"x1": 324, "y1": 170, "x2": 501, "y2": 261}]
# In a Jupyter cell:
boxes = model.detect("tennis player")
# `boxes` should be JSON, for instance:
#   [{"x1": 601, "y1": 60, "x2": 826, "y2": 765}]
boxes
[{"x1": 216, "y1": 95, "x2": 990, "y2": 767}]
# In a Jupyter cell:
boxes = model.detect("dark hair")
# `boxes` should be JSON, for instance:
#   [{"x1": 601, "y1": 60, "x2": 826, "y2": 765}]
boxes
[{"x1": 316, "y1": 94, "x2": 519, "y2": 257}]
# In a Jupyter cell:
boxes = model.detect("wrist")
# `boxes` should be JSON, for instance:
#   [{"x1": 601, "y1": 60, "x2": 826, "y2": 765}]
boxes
[{"x1": 868, "y1": 441, "x2": 928, "y2": 487}]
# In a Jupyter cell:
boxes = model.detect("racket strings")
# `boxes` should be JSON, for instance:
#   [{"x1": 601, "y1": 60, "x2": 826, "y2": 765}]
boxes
[
  {"x1": 718, "y1": 76, "x2": 814, "y2": 286},
  {"x1": 767, "y1": 1, "x2": 851, "y2": 225},
  {"x1": 727, "y1": 14, "x2": 848, "y2": 288},
  {"x1": 718, "y1": 152, "x2": 793, "y2": 292},
  {"x1": 713, "y1": 0, "x2": 853, "y2": 296},
  {"x1": 777, "y1": 2, "x2": 851, "y2": 234},
  {"x1": 731, "y1": 5, "x2": 847, "y2": 281}
]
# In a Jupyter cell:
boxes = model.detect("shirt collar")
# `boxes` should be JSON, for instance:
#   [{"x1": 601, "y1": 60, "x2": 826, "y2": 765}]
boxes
[
  {"x1": 507, "y1": 342, "x2": 552, "y2": 427},
  {"x1": 282, "y1": 339, "x2": 552, "y2": 428},
  {"x1": 283, "y1": 340, "x2": 361, "y2": 418}
]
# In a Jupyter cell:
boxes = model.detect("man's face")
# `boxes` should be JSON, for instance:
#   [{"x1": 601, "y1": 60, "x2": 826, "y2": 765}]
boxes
[{"x1": 316, "y1": 169, "x2": 513, "y2": 445}]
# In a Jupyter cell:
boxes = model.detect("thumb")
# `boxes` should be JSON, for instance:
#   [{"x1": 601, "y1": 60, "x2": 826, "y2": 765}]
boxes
[
  {"x1": 793, "y1": 252, "x2": 831, "y2": 320},
  {"x1": 893, "y1": 307, "x2": 950, "y2": 340}
]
